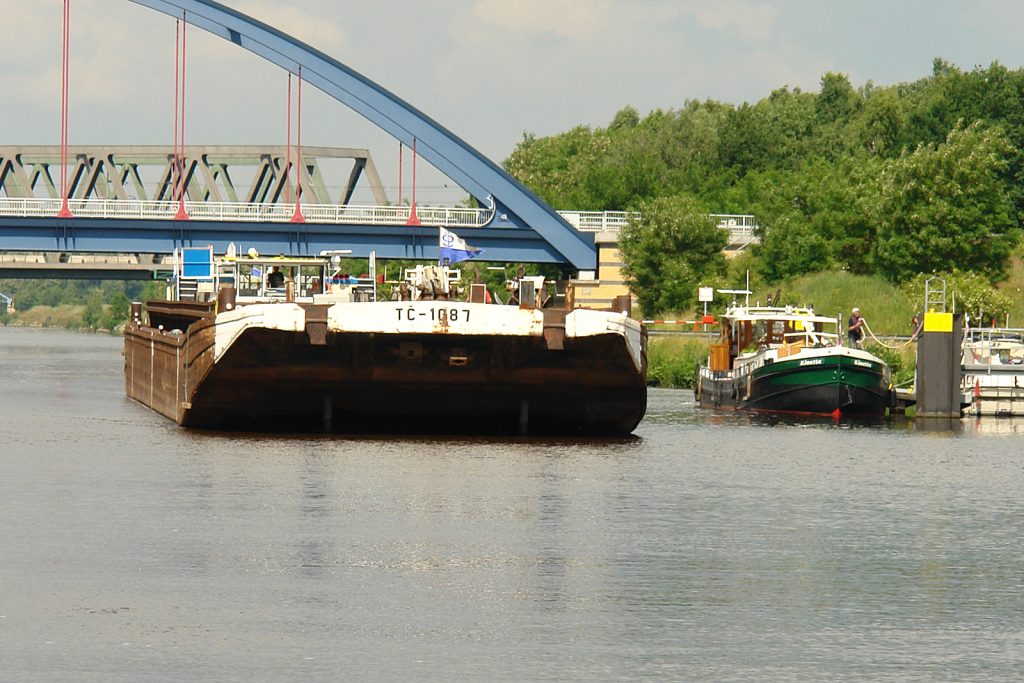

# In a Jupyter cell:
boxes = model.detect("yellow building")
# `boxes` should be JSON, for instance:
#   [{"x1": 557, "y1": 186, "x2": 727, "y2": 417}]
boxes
[{"x1": 572, "y1": 231, "x2": 631, "y2": 310}]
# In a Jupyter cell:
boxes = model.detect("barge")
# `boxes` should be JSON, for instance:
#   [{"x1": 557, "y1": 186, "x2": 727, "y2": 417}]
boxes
[
  {"x1": 124, "y1": 248, "x2": 647, "y2": 435},
  {"x1": 695, "y1": 305, "x2": 893, "y2": 417}
]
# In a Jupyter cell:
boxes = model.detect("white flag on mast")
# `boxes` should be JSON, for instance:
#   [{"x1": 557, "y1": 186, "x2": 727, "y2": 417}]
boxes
[{"x1": 438, "y1": 226, "x2": 483, "y2": 265}]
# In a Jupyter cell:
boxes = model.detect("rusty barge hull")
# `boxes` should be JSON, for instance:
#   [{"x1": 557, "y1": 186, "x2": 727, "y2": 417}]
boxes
[{"x1": 124, "y1": 300, "x2": 647, "y2": 436}]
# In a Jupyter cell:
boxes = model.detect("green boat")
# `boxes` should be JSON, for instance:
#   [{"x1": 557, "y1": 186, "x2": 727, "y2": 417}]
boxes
[{"x1": 696, "y1": 305, "x2": 893, "y2": 417}]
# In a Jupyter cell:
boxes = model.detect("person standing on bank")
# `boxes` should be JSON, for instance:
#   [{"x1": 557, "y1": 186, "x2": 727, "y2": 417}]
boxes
[{"x1": 848, "y1": 307, "x2": 865, "y2": 348}]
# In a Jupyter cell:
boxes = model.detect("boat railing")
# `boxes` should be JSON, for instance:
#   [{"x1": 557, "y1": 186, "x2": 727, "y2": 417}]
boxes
[
  {"x1": 782, "y1": 330, "x2": 839, "y2": 348},
  {"x1": 962, "y1": 327, "x2": 1024, "y2": 369}
]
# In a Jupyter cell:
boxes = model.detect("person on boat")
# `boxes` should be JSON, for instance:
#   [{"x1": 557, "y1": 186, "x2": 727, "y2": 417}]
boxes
[
  {"x1": 267, "y1": 266, "x2": 285, "y2": 289},
  {"x1": 847, "y1": 307, "x2": 865, "y2": 348},
  {"x1": 911, "y1": 313, "x2": 923, "y2": 339}
]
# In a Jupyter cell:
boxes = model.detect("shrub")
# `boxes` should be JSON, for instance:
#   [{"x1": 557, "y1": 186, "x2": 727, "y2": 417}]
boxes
[
  {"x1": 647, "y1": 336, "x2": 711, "y2": 388},
  {"x1": 865, "y1": 343, "x2": 916, "y2": 386},
  {"x1": 902, "y1": 270, "x2": 1012, "y2": 327}
]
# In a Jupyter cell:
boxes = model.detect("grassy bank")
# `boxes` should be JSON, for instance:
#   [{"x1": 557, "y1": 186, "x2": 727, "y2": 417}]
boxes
[
  {"x1": 0, "y1": 304, "x2": 124, "y2": 332},
  {"x1": 648, "y1": 336, "x2": 710, "y2": 389},
  {"x1": 999, "y1": 248, "x2": 1024, "y2": 326},
  {"x1": 780, "y1": 272, "x2": 916, "y2": 336},
  {"x1": 651, "y1": 271, "x2": 918, "y2": 336},
  {"x1": 660, "y1": 259, "x2": 1024, "y2": 337},
  {"x1": 1, "y1": 305, "x2": 86, "y2": 329}
]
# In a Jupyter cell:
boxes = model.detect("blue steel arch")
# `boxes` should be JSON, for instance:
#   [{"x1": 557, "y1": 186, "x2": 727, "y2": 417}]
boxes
[{"x1": 127, "y1": 0, "x2": 596, "y2": 271}]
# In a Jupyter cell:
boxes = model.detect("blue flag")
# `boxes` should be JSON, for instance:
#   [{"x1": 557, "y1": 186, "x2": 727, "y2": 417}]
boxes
[{"x1": 438, "y1": 227, "x2": 483, "y2": 265}]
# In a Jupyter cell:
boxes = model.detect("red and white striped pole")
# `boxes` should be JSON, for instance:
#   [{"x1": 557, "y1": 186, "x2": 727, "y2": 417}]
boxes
[
  {"x1": 290, "y1": 66, "x2": 305, "y2": 223},
  {"x1": 285, "y1": 72, "x2": 292, "y2": 205},
  {"x1": 57, "y1": 0, "x2": 73, "y2": 218},
  {"x1": 405, "y1": 137, "x2": 420, "y2": 226},
  {"x1": 174, "y1": 12, "x2": 190, "y2": 220}
]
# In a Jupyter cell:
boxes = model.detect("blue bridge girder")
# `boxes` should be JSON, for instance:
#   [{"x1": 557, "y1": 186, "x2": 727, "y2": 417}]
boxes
[
  {"x1": 75, "y1": 0, "x2": 597, "y2": 270},
  {"x1": 0, "y1": 215, "x2": 568, "y2": 265}
]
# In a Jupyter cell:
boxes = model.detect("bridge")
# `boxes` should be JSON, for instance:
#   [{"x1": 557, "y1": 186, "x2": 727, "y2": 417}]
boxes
[
  {"x1": 0, "y1": 1, "x2": 759, "y2": 283},
  {"x1": 0, "y1": 195, "x2": 758, "y2": 278},
  {"x1": 0, "y1": 145, "x2": 388, "y2": 206},
  {"x1": 1, "y1": 0, "x2": 598, "y2": 273}
]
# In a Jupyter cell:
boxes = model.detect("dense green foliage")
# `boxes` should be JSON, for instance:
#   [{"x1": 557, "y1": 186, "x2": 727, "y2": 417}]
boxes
[
  {"x1": 504, "y1": 59, "x2": 1024, "y2": 316},
  {"x1": 776, "y1": 271, "x2": 917, "y2": 336},
  {"x1": 866, "y1": 344, "x2": 917, "y2": 387},
  {"x1": 872, "y1": 122, "x2": 1016, "y2": 282},
  {"x1": 617, "y1": 195, "x2": 727, "y2": 314},
  {"x1": 0, "y1": 279, "x2": 162, "y2": 330},
  {"x1": 902, "y1": 270, "x2": 1013, "y2": 325},
  {"x1": 647, "y1": 336, "x2": 709, "y2": 389}
]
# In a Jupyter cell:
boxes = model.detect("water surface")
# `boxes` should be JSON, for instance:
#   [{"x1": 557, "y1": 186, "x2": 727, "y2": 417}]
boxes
[{"x1": 1, "y1": 328, "x2": 1022, "y2": 681}]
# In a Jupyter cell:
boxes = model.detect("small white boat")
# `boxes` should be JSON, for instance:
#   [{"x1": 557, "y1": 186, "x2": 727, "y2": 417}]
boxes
[{"x1": 962, "y1": 328, "x2": 1024, "y2": 416}]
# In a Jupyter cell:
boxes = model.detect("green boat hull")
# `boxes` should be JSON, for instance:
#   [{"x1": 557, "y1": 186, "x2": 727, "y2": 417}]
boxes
[{"x1": 698, "y1": 353, "x2": 892, "y2": 417}]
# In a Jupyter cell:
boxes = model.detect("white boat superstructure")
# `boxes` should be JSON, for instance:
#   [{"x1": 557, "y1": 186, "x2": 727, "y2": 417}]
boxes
[{"x1": 962, "y1": 328, "x2": 1024, "y2": 416}]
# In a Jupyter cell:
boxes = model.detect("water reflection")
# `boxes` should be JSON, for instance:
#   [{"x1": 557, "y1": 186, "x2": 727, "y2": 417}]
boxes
[
  {"x1": 963, "y1": 416, "x2": 1024, "y2": 435},
  {"x1": 5, "y1": 330, "x2": 1024, "y2": 681},
  {"x1": 653, "y1": 388, "x2": 1024, "y2": 437}
]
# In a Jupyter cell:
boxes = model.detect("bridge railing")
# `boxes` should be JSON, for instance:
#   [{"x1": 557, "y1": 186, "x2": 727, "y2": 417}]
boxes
[
  {"x1": 0, "y1": 197, "x2": 495, "y2": 228},
  {"x1": 0, "y1": 198, "x2": 760, "y2": 244},
  {"x1": 557, "y1": 211, "x2": 634, "y2": 233},
  {"x1": 561, "y1": 211, "x2": 759, "y2": 246}
]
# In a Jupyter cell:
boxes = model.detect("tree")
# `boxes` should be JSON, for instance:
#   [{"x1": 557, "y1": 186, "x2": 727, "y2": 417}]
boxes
[
  {"x1": 872, "y1": 122, "x2": 1020, "y2": 283},
  {"x1": 737, "y1": 157, "x2": 882, "y2": 281},
  {"x1": 903, "y1": 270, "x2": 1012, "y2": 325},
  {"x1": 609, "y1": 105, "x2": 640, "y2": 131},
  {"x1": 104, "y1": 292, "x2": 131, "y2": 329},
  {"x1": 755, "y1": 216, "x2": 833, "y2": 282},
  {"x1": 816, "y1": 72, "x2": 859, "y2": 124},
  {"x1": 82, "y1": 289, "x2": 104, "y2": 330},
  {"x1": 854, "y1": 88, "x2": 906, "y2": 155},
  {"x1": 618, "y1": 195, "x2": 727, "y2": 316},
  {"x1": 503, "y1": 126, "x2": 601, "y2": 208}
]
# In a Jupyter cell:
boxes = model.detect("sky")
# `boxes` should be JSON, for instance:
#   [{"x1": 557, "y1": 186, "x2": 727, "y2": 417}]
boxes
[{"x1": 4, "y1": 0, "x2": 1024, "y2": 206}]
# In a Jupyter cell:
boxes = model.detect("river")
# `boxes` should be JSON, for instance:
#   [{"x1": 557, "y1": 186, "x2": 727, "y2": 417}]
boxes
[{"x1": 1, "y1": 327, "x2": 1022, "y2": 681}]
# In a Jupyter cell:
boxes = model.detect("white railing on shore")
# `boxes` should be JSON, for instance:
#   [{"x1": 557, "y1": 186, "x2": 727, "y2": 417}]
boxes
[
  {"x1": 558, "y1": 211, "x2": 635, "y2": 232},
  {"x1": 0, "y1": 198, "x2": 759, "y2": 243},
  {"x1": 562, "y1": 210, "x2": 759, "y2": 245}
]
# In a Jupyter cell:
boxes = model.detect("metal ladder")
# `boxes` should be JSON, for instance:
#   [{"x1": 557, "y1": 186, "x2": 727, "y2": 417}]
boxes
[{"x1": 924, "y1": 276, "x2": 947, "y2": 313}]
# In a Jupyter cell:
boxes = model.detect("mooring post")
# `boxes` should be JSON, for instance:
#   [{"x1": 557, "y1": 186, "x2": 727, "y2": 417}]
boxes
[{"x1": 915, "y1": 311, "x2": 964, "y2": 418}]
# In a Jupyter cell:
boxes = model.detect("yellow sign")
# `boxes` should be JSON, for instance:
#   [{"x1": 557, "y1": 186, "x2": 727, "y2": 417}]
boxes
[{"x1": 923, "y1": 311, "x2": 953, "y2": 333}]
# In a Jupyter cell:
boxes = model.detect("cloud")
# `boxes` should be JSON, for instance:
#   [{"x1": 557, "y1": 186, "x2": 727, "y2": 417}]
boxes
[
  {"x1": 465, "y1": 0, "x2": 781, "y2": 45},
  {"x1": 230, "y1": 1, "x2": 349, "y2": 54},
  {"x1": 468, "y1": 0, "x2": 615, "y2": 42},
  {"x1": 169, "y1": 1, "x2": 349, "y2": 68},
  {"x1": 681, "y1": 0, "x2": 781, "y2": 41}
]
